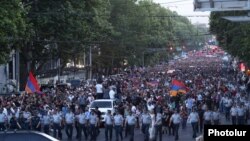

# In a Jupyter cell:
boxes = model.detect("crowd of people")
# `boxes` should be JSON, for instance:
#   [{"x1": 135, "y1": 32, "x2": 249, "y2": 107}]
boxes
[{"x1": 0, "y1": 49, "x2": 249, "y2": 141}]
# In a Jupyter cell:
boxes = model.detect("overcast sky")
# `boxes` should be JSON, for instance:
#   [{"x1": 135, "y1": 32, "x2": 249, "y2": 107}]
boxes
[{"x1": 153, "y1": 0, "x2": 210, "y2": 25}]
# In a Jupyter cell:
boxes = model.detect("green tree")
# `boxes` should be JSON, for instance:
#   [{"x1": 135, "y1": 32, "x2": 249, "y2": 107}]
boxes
[
  {"x1": 0, "y1": 0, "x2": 27, "y2": 64},
  {"x1": 210, "y1": 11, "x2": 250, "y2": 64}
]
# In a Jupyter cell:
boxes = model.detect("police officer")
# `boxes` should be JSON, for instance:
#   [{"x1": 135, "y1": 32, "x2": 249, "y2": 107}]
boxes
[
  {"x1": 155, "y1": 111, "x2": 163, "y2": 141},
  {"x1": 237, "y1": 104, "x2": 245, "y2": 125},
  {"x1": 95, "y1": 107, "x2": 101, "y2": 135},
  {"x1": 188, "y1": 108, "x2": 199, "y2": 138},
  {"x1": 42, "y1": 111, "x2": 52, "y2": 134},
  {"x1": 0, "y1": 108, "x2": 7, "y2": 131},
  {"x1": 9, "y1": 113, "x2": 21, "y2": 130},
  {"x1": 212, "y1": 108, "x2": 220, "y2": 125},
  {"x1": 65, "y1": 108, "x2": 75, "y2": 140},
  {"x1": 170, "y1": 109, "x2": 181, "y2": 141},
  {"x1": 52, "y1": 108, "x2": 63, "y2": 140},
  {"x1": 104, "y1": 110, "x2": 113, "y2": 141},
  {"x1": 18, "y1": 112, "x2": 26, "y2": 130},
  {"x1": 31, "y1": 111, "x2": 41, "y2": 131},
  {"x1": 77, "y1": 108, "x2": 89, "y2": 141},
  {"x1": 203, "y1": 108, "x2": 212, "y2": 125},
  {"x1": 114, "y1": 111, "x2": 124, "y2": 141},
  {"x1": 89, "y1": 109, "x2": 99, "y2": 141},
  {"x1": 125, "y1": 111, "x2": 136, "y2": 141},
  {"x1": 75, "y1": 108, "x2": 80, "y2": 140},
  {"x1": 230, "y1": 104, "x2": 237, "y2": 125},
  {"x1": 140, "y1": 109, "x2": 151, "y2": 141},
  {"x1": 23, "y1": 107, "x2": 32, "y2": 130}
]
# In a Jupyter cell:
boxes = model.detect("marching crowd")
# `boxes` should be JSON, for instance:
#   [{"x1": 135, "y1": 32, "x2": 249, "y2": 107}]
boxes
[{"x1": 0, "y1": 51, "x2": 250, "y2": 141}]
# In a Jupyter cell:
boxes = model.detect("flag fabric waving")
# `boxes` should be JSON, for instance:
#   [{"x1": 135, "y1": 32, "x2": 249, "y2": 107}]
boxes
[
  {"x1": 170, "y1": 79, "x2": 188, "y2": 97},
  {"x1": 25, "y1": 72, "x2": 41, "y2": 94}
]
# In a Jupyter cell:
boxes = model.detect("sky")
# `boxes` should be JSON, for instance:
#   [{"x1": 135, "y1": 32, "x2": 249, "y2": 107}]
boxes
[{"x1": 153, "y1": 0, "x2": 210, "y2": 25}]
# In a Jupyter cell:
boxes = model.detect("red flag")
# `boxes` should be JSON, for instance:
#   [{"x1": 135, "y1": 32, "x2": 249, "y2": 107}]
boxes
[{"x1": 25, "y1": 72, "x2": 41, "y2": 94}]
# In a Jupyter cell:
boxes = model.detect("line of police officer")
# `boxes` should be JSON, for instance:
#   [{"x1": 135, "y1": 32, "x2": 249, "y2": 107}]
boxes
[
  {"x1": 0, "y1": 107, "x2": 101, "y2": 141},
  {"x1": 0, "y1": 106, "x2": 182, "y2": 141}
]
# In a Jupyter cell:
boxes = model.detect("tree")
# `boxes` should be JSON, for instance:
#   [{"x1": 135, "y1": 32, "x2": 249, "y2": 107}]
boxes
[
  {"x1": 0, "y1": 0, "x2": 27, "y2": 64},
  {"x1": 210, "y1": 11, "x2": 250, "y2": 64}
]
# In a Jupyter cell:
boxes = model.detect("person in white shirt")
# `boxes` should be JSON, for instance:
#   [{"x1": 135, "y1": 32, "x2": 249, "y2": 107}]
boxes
[
  {"x1": 237, "y1": 104, "x2": 245, "y2": 125},
  {"x1": 203, "y1": 108, "x2": 212, "y2": 125},
  {"x1": 89, "y1": 110, "x2": 99, "y2": 141},
  {"x1": 65, "y1": 109, "x2": 74, "y2": 140},
  {"x1": 52, "y1": 108, "x2": 63, "y2": 140},
  {"x1": 104, "y1": 110, "x2": 113, "y2": 141},
  {"x1": 125, "y1": 111, "x2": 136, "y2": 141},
  {"x1": 225, "y1": 97, "x2": 233, "y2": 121},
  {"x1": 114, "y1": 111, "x2": 124, "y2": 141},
  {"x1": 188, "y1": 108, "x2": 199, "y2": 138},
  {"x1": 77, "y1": 109, "x2": 88, "y2": 140},
  {"x1": 212, "y1": 108, "x2": 220, "y2": 125},
  {"x1": 109, "y1": 87, "x2": 116, "y2": 100},
  {"x1": 42, "y1": 111, "x2": 52, "y2": 134},
  {"x1": 23, "y1": 107, "x2": 31, "y2": 130},
  {"x1": 140, "y1": 109, "x2": 151, "y2": 141},
  {"x1": 0, "y1": 108, "x2": 7, "y2": 131},
  {"x1": 230, "y1": 104, "x2": 237, "y2": 125},
  {"x1": 96, "y1": 82, "x2": 104, "y2": 99},
  {"x1": 170, "y1": 109, "x2": 182, "y2": 141},
  {"x1": 185, "y1": 97, "x2": 195, "y2": 114},
  {"x1": 155, "y1": 111, "x2": 163, "y2": 141}
]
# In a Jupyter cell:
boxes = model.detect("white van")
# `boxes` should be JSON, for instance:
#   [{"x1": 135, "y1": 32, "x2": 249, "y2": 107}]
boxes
[{"x1": 89, "y1": 99, "x2": 116, "y2": 122}]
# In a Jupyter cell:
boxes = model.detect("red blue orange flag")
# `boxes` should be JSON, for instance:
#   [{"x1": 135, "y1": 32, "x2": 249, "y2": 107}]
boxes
[
  {"x1": 25, "y1": 72, "x2": 41, "y2": 94},
  {"x1": 170, "y1": 79, "x2": 189, "y2": 97}
]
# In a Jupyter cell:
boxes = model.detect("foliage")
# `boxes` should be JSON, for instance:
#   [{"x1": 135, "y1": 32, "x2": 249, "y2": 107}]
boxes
[
  {"x1": 209, "y1": 11, "x2": 250, "y2": 64},
  {"x1": 0, "y1": 0, "x2": 208, "y2": 75},
  {"x1": 0, "y1": 0, "x2": 27, "y2": 64}
]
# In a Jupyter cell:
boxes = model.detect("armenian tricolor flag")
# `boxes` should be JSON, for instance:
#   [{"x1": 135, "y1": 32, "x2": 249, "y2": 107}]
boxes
[
  {"x1": 170, "y1": 79, "x2": 188, "y2": 97},
  {"x1": 25, "y1": 72, "x2": 41, "y2": 94}
]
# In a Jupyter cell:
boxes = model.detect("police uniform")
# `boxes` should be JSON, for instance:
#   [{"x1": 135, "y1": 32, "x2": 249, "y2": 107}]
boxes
[
  {"x1": 31, "y1": 115, "x2": 41, "y2": 131},
  {"x1": 230, "y1": 107, "x2": 237, "y2": 125},
  {"x1": 18, "y1": 114, "x2": 26, "y2": 130},
  {"x1": 212, "y1": 111, "x2": 220, "y2": 125},
  {"x1": 126, "y1": 114, "x2": 136, "y2": 141},
  {"x1": 77, "y1": 112, "x2": 88, "y2": 140},
  {"x1": 9, "y1": 116, "x2": 19, "y2": 130},
  {"x1": 0, "y1": 113, "x2": 7, "y2": 131},
  {"x1": 141, "y1": 112, "x2": 151, "y2": 141},
  {"x1": 155, "y1": 113, "x2": 163, "y2": 141},
  {"x1": 188, "y1": 112, "x2": 199, "y2": 138},
  {"x1": 203, "y1": 111, "x2": 212, "y2": 125},
  {"x1": 89, "y1": 112, "x2": 98, "y2": 141},
  {"x1": 65, "y1": 112, "x2": 74, "y2": 139},
  {"x1": 237, "y1": 107, "x2": 245, "y2": 125},
  {"x1": 42, "y1": 114, "x2": 52, "y2": 134},
  {"x1": 52, "y1": 112, "x2": 62, "y2": 140},
  {"x1": 104, "y1": 113, "x2": 113, "y2": 141},
  {"x1": 170, "y1": 113, "x2": 181, "y2": 141},
  {"x1": 114, "y1": 113, "x2": 124, "y2": 141},
  {"x1": 23, "y1": 111, "x2": 31, "y2": 130}
]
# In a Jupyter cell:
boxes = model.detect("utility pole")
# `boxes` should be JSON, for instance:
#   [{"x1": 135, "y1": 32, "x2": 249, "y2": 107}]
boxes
[
  {"x1": 89, "y1": 46, "x2": 92, "y2": 79},
  {"x1": 15, "y1": 50, "x2": 20, "y2": 92},
  {"x1": 142, "y1": 52, "x2": 145, "y2": 67},
  {"x1": 58, "y1": 58, "x2": 61, "y2": 83}
]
